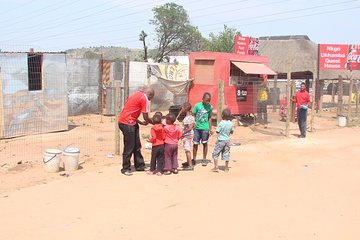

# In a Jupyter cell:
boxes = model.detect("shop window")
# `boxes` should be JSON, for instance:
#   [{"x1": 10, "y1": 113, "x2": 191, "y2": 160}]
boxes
[
  {"x1": 229, "y1": 62, "x2": 243, "y2": 86},
  {"x1": 194, "y1": 59, "x2": 215, "y2": 85},
  {"x1": 28, "y1": 53, "x2": 43, "y2": 91},
  {"x1": 229, "y1": 62, "x2": 263, "y2": 85}
]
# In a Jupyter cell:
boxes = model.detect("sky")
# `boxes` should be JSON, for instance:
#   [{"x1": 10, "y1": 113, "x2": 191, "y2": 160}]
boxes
[{"x1": 0, "y1": 0, "x2": 359, "y2": 52}]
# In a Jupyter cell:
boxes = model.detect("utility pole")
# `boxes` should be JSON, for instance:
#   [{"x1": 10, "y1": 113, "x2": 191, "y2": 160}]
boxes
[
  {"x1": 347, "y1": 70, "x2": 353, "y2": 124},
  {"x1": 338, "y1": 75, "x2": 344, "y2": 116},
  {"x1": 114, "y1": 81, "x2": 121, "y2": 155},
  {"x1": 310, "y1": 61, "x2": 317, "y2": 132},
  {"x1": 285, "y1": 59, "x2": 292, "y2": 138},
  {"x1": 272, "y1": 75, "x2": 278, "y2": 112},
  {"x1": 217, "y1": 79, "x2": 224, "y2": 125},
  {"x1": 124, "y1": 56, "x2": 130, "y2": 101}
]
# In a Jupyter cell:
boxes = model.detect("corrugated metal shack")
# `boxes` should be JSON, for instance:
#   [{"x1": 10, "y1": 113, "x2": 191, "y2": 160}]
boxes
[
  {"x1": 0, "y1": 52, "x2": 189, "y2": 139},
  {"x1": 0, "y1": 52, "x2": 67, "y2": 139}
]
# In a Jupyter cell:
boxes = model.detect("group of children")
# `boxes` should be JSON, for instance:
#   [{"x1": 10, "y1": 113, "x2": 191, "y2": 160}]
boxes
[{"x1": 146, "y1": 92, "x2": 234, "y2": 176}]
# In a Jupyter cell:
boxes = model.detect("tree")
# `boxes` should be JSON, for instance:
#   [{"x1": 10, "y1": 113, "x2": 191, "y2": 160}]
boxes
[
  {"x1": 139, "y1": 30, "x2": 148, "y2": 61},
  {"x1": 150, "y1": 3, "x2": 205, "y2": 62},
  {"x1": 83, "y1": 50, "x2": 100, "y2": 59},
  {"x1": 206, "y1": 25, "x2": 241, "y2": 53}
]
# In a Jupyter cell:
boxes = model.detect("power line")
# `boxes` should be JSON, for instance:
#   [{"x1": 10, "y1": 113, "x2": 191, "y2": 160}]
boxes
[
  {"x1": 1, "y1": 0, "x2": 170, "y2": 42},
  {"x1": 1, "y1": 0, "x2": 359, "y2": 50},
  {"x1": 198, "y1": 0, "x2": 357, "y2": 29},
  {"x1": 0, "y1": 0, "x2": 40, "y2": 16},
  {"x1": 0, "y1": 0, "x2": 79, "y2": 26},
  {"x1": 1, "y1": 0, "x2": 122, "y2": 33},
  {"x1": 191, "y1": 0, "x2": 289, "y2": 19},
  {"x1": 1, "y1": 0, "x2": 288, "y2": 43},
  {"x1": 42, "y1": 5, "x2": 360, "y2": 51},
  {"x1": 20, "y1": 0, "x2": 354, "y2": 43},
  {"x1": 189, "y1": 0, "x2": 252, "y2": 13}
]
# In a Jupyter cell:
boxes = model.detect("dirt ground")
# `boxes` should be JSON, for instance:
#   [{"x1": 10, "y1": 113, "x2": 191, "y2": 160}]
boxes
[{"x1": 0, "y1": 109, "x2": 359, "y2": 240}]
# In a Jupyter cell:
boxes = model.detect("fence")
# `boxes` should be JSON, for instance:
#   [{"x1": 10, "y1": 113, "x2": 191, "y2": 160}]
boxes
[
  {"x1": 321, "y1": 79, "x2": 360, "y2": 124},
  {"x1": 1, "y1": 52, "x2": 358, "y2": 170},
  {"x1": 0, "y1": 53, "x2": 191, "y2": 169},
  {"x1": 0, "y1": 54, "x2": 113, "y2": 169},
  {"x1": 242, "y1": 77, "x2": 360, "y2": 138}
]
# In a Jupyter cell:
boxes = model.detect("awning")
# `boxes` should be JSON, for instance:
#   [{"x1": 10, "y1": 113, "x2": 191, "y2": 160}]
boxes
[{"x1": 232, "y1": 61, "x2": 276, "y2": 75}]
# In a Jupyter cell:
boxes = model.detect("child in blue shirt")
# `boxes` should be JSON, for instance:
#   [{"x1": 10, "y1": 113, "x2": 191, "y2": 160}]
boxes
[{"x1": 212, "y1": 109, "x2": 234, "y2": 173}]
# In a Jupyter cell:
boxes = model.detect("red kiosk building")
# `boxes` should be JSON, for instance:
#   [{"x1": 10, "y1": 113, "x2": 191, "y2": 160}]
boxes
[{"x1": 188, "y1": 52, "x2": 276, "y2": 116}]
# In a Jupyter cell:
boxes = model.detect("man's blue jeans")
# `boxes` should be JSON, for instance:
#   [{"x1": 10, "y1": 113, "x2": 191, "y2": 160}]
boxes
[{"x1": 297, "y1": 108, "x2": 307, "y2": 137}]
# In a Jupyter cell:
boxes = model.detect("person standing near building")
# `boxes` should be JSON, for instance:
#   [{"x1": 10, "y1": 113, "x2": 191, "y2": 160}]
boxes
[
  {"x1": 211, "y1": 109, "x2": 234, "y2": 173},
  {"x1": 146, "y1": 114, "x2": 165, "y2": 176},
  {"x1": 193, "y1": 92, "x2": 214, "y2": 166},
  {"x1": 256, "y1": 82, "x2": 269, "y2": 128},
  {"x1": 180, "y1": 102, "x2": 195, "y2": 170},
  {"x1": 118, "y1": 88, "x2": 154, "y2": 176},
  {"x1": 293, "y1": 82, "x2": 310, "y2": 138},
  {"x1": 163, "y1": 113, "x2": 182, "y2": 175}
]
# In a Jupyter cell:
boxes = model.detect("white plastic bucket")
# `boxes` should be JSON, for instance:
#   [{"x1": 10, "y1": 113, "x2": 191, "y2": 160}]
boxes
[
  {"x1": 43, "y1": 149, "x2": 62, "y2": 173},
  {"x1": 338, "y1": 115, "x2": 347, "y2": 127},
  {"x1": 63, "y1": 147, "x2": 80, "y2": 171}
]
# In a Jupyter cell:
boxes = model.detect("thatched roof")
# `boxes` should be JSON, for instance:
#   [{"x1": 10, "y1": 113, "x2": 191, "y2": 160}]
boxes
[{"x1": 259, "y1": 35, "x2": 360, "y2": 80}]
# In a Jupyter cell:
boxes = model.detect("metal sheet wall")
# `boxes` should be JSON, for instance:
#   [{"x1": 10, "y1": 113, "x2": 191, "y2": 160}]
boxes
[
  {"x1": 66, "y1": 58, "x2": 100, "y2": 116},
  {"x1": 0, "y1": 53, "x2": 68, "y2": 138}
]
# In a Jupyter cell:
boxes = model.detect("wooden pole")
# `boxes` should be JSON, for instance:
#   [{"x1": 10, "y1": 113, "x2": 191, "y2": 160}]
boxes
[
  {"x1": 272, "y1": 74, "x2": 278, "y2": 112},
  {"x1": 217, "y1": 79, "x2": 224, "y2": 125},
  {"x1": 331, "y1": 80, "x2": 335, "y2": 103},
  {"x1": 0, "y1": 67, "x2": 4, "y2": 139},
  {"x1": 310, "y1": 61, "x2": 317, "y2": 132},
  {"x1": 114, "y1": 81, "x2": 121, "y2": 155},
  {"x1": 356, "y1": 83, "x2": 359, "y2": 117},
  {"x1": 338, "y1": 75, "x2": 343, "y2": 116},
  {"x1": 316, "y1": 44, "x2": 321, "y2": 114},
  {"x1": 319, "y1": 80, "x2": 324, "y2": 113},
  {"x1": 290, "y1": 80, "x2": 296, "y2": 122},
  {"x1": 347, "y1": 70, "x2": 353, "y2": 123},
  {"x1": 285, "y1": 59, "x2": 292, "y2": 138},
  {"x1": 99, "y1": 55, "x2": 104, "y2": 123},
  {"x1": 147, "y1": 64, "x2": 152, "y2": 111},
  {"x1": 124, "y1": 56, "x2": 130, "y2": 101}
]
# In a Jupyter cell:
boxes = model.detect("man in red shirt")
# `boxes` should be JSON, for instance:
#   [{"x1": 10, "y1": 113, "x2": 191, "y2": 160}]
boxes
[
  {"x1": 293, "y1": 82, "x2": 310, "y2": 138},
  {"x1": 118, "y1": 88, "x2": 154, "y2": 175}
]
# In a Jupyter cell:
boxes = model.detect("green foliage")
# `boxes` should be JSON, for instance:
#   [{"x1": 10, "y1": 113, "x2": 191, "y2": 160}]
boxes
[
  {"x1": 139, "y1": 30, "x2": 148, "y2": 61},
  {"x1": 83, "y1": 50, "x2": 100, "y2": 59},
  {"x1": 206, "y1": 25, "x2": 241, "y2": 53},
  {"x1": 150, "y1": 2, "x2": 205, "y2": 62}
]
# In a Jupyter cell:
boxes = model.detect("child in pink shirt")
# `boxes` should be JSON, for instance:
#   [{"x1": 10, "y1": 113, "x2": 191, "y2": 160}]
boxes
[{"x1": 163, "y1": 113, "x2": 182, "y2": 175}]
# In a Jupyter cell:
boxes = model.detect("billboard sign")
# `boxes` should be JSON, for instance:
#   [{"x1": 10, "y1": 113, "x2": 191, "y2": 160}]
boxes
[
  {"x1": 234, "y1": 36, "x2": 259, "y2": 55},
  {"x1": 234, "y1": 36, "x2": 249, "y2": 55},
  {"x1": 319, "y1": 44, "x2": 348, "y2": 70},
  {"x1": 348, "y1": 44, "x2": 360, "y2": 70},
  {"x1": 248, "y1": 37, "x2": 259, "y2": 56}
]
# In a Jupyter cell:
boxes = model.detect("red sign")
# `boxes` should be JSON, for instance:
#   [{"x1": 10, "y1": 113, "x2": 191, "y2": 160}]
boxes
[
  {"x1": 234, "y1": 36, "x2": 249, "y2": 55},
  {"x1": 319, "y1": 44, "x2": 348, "y2": 70},
  {"x1": 348, "y1": 44, "x2": 360, "y2": 70},
  {"x1": 248, "y1": 37, "x2": 259, "y2": 56},
  {"x1": 234, "y1": 36, "x2": 259, "y2": 55}
]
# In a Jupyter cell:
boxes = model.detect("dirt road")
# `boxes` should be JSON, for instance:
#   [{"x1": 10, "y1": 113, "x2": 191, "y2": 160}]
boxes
[{"x1": 0, "y1": 117, "x2": 359, "y2": 240}]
